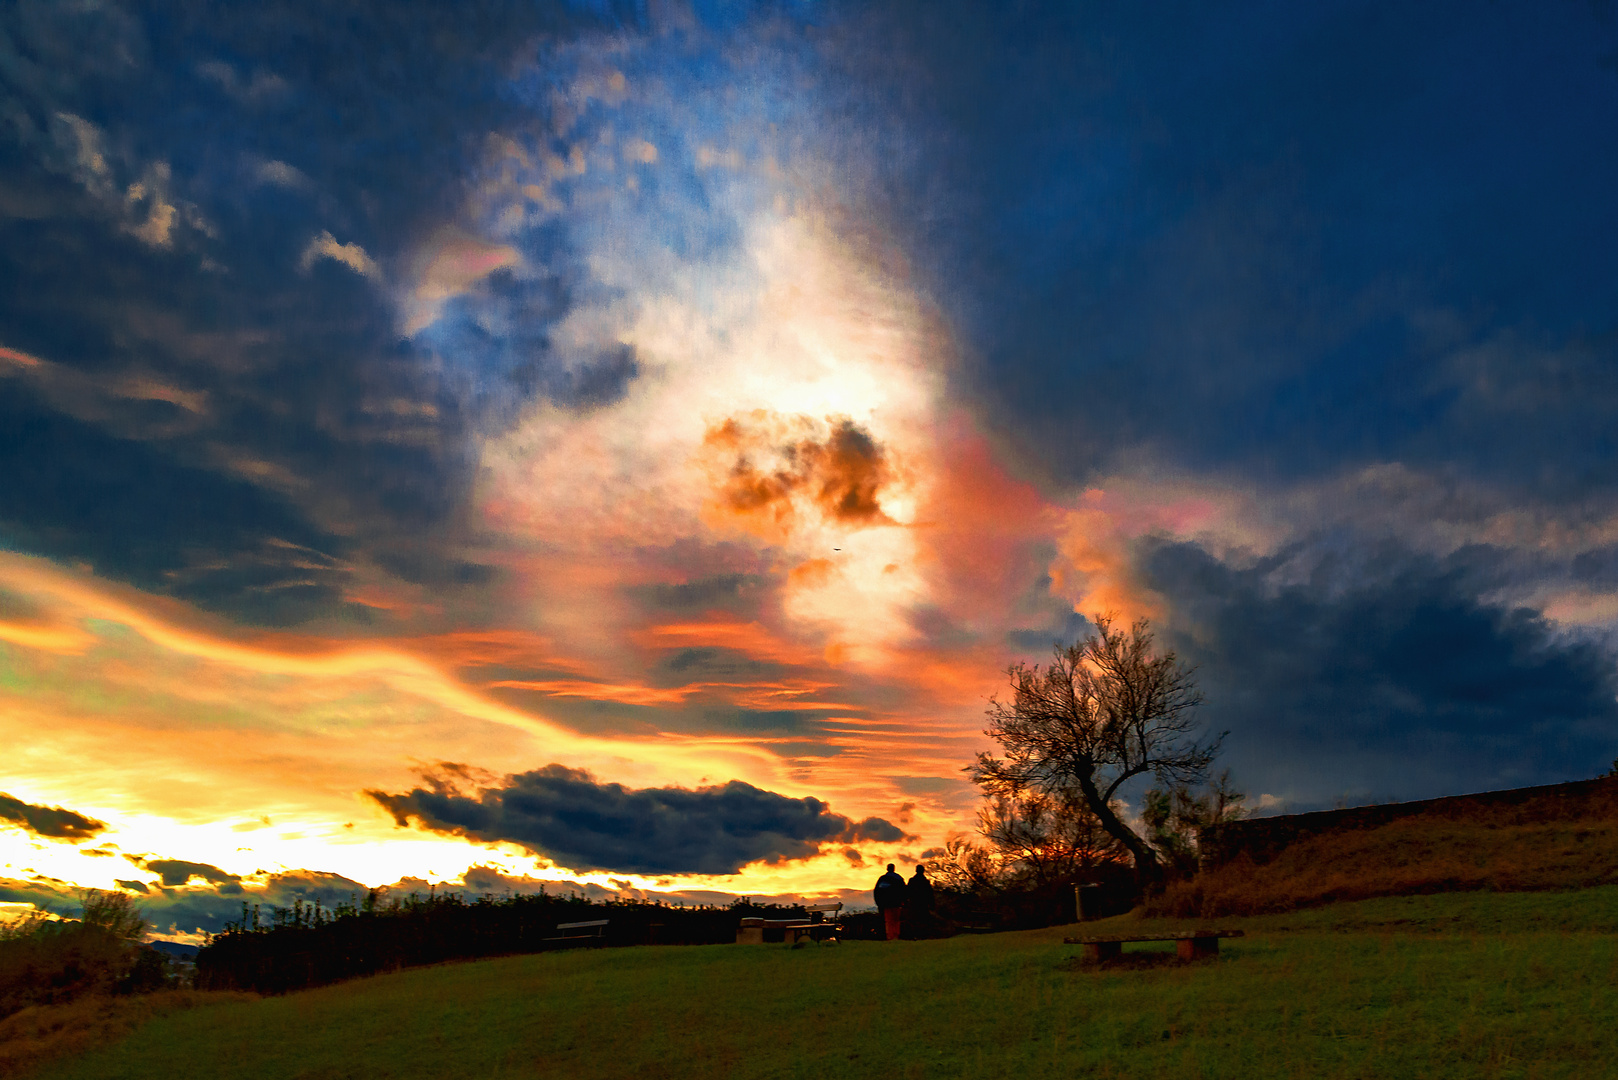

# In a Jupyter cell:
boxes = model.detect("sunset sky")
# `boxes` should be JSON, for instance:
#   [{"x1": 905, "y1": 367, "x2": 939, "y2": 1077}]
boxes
[{"x1": 4, "y1": 0, "x2": 1618, "y2": 941}]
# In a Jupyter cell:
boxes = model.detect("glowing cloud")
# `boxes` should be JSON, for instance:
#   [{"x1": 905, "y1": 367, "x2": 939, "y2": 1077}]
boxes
[{"x1": 300, "y1": 231, "x2": 381, "y2": 280}]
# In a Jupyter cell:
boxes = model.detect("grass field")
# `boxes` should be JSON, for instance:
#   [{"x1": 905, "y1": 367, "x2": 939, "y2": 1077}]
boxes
[{"x1": 23, "y1": 887, "x2": 1618, "y2": 1080}]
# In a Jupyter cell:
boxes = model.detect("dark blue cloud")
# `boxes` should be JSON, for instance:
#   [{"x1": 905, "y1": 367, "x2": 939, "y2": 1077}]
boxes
[
  {"x1": 135, "y1": 859, "x2": 241, "y2": 889},
  {"x1": 630, "y1": 573, "x2": 770, "y2": 615},
  {"x1": 834, "y1": 0, "x2": 1618, "y2": 495},
  {"x1": 135, "y1": 870, "x2": 372, "y2": 936},
  {"x1": 367, "y1": 763, "x2": 904, "y2": 874},
  {"x1": 5, "y1": 0, "x2": 1616, "y2": 625},
  {"x1": 1140, "y1": 538, "x2": 1618, "y2": 809},
  {"x1": 0, "y1": 1, "x2": 654, "y2": 623},
  {"x1": 0, "y1": 1, "x2": 871, "y2": 627},
  {"x1": 0, "y1": 792, "x2": 106, "y2": 841}
]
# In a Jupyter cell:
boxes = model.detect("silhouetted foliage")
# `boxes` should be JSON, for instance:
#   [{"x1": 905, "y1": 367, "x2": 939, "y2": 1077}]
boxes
[
  {"x1": 928, "y1": 782, "x2": 1133, "y2": 929},
  {"x1": 1142, "y1": 770, "x2": 1249, "y2": 877},
  {"x1": 195, "y1": 889, "x2": 831, "y2": 994},
  {"x1": 0, "y1": 891, "x2": 176, "y2": 1019},
  {"x1": 971, "y1": 616, "x2": 1222, "y2": 883}
]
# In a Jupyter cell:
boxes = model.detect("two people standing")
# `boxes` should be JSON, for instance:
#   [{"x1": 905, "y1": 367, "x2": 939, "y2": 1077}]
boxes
[{"x1": 873, "y1": 863, "x2": 934, "y2": 940}]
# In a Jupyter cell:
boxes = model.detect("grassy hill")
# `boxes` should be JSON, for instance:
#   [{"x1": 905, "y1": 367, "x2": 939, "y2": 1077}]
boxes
[
  {"x1": 1154, "y1": 787, "x2": 1618, "y2": 917},
  {"x1": 18, "y1": 886, "x2": 1618, "y2": 1079}
]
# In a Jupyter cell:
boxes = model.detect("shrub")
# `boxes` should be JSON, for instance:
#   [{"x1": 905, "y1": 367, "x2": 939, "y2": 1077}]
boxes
[{"x1": 0, "y1": 891, "x2": 171, "y2": 1019}]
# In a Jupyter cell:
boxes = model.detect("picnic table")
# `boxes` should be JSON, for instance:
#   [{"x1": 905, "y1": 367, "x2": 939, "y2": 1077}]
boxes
[
  {"x1": 736, "y1": 903, "x2": 844, "y2": 945},
  {"x1": 1064, "y1": 929, "x2": 1243, "y2": 961}
]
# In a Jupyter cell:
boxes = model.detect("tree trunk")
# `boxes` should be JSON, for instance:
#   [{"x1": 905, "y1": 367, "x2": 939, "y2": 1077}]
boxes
[{"x1": 1076, "y1": 772, "x2": 1163, "y2": 884}]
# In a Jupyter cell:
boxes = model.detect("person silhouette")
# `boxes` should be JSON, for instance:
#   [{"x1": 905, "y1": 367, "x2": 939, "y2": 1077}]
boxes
[
  {"x1": 874, "y1": 862, "x2": 907, "y2": 941},
  {"x1": 904, "y1": 864, "x2": 934, "y2": 938}
]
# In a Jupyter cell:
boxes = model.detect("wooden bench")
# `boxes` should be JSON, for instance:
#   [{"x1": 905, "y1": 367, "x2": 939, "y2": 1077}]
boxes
[
  {"x1": 1064, "y1": 929, "x2": 1243, "y2": 961},
  {"x1": 545, "y1": 919, "x2": 608, "y2": 947}
]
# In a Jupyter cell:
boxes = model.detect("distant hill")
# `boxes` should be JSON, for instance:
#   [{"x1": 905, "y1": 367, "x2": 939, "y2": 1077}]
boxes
[
  {"x1": 1149, "y1": 777, "x2": 1618, "y2": 917},
  {"x1": 147, "y1": 941, "x2": 198, "y2": 961}
]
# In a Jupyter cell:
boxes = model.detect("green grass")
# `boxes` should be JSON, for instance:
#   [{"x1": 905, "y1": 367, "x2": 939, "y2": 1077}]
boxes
[{"x1": 31, "y1": 888, "x2": 1618, "y2": 1080}]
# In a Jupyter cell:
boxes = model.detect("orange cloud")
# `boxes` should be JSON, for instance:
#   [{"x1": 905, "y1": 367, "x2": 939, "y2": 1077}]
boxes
[
  {"x1": 634, "y1": 616, "x2": 822, "y2": 669},
  {"x1": 396, "y1": 630, "x2": 593, "y2": 676},
  {"x1": 0, "y1": 345, "x2": 44, "y2": 368},
  {"x1": 909, "y1": 418, "x2": 1053, "y2": 624},
  {"x1": 489, "y1": 679, "x2": 698, "y2": 707},
  {"x1": 489, "y1": 676, "x2": 861, "y2": 714},
  {"x1": 1049, "y1": 486, "x2": 1230, "y2": 623},
  {"x1": 0, "y1": 618, "x2": 96, "y2": 655},
  {"x1": 703, "y1": 412, "x2": 896, "y2": 538},
  {"x1": 0, "y1": 553, "x2": 798, "y2": 789}
]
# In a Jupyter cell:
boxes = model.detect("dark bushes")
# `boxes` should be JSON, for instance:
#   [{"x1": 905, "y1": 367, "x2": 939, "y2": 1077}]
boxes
[
  {"x1": 0, "y1": 892, "x2": 174, "y2": 1020},
  {"x1": 196, "y1": 890, "x2": 811, "y2": 994}
]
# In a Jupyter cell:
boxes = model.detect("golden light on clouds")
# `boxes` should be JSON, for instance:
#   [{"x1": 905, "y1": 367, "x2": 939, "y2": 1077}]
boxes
[
  {"x1": 0, "y1": 184, "x2": 1231, "y2": 913},
  {"x1": 0, "y1": 91, "x2": 1279, "y2": 920}
]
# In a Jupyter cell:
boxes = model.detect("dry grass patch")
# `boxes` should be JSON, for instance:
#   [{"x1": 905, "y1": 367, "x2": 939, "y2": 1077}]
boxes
[
  {"x1": 1150, "y1": 813, "x2": 1618, "y2": 917},
  {"x1": 0, "y1": 990, "x2": 254, "y2": 1077}
]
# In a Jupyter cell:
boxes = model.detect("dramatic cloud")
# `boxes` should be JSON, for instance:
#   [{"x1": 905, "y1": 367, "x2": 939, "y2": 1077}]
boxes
[
  {"x1": 1143, "y1": 539, "x2": 1618, "y2": 809},
  {"x1": 819, "y1": 3, "x2": 1618, "y2": 502},
  {"x1": 0, "y1": 793, "x2": 107, "y2": 841},
  {"x1": 136, "y1": 859, "x2": 243, "y2": 889},
  {"x1": 705, "y1": 414, "x2": 897, "y2": 535},
  {"x1": 367, "y1": 765, "x2": 906, "y2": 875},
  {"x1": 4, "y1": 0, "x2": 1618, "y2": 911}
]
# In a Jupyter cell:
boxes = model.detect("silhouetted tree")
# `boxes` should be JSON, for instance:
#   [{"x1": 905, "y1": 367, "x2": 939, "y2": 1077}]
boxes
[
  {"x1": 934, "y1": 787, "x2": 1123, "y2": 895},
  {"x1": 1142, "y1": 769, "x2": 1248, "y2": 877},
  {"x1": 971, "y1": 616, "x2": 1223, "y2": 883},
  {"x1": 78, "y1": 890, "x2": 148, "y2": 944}
]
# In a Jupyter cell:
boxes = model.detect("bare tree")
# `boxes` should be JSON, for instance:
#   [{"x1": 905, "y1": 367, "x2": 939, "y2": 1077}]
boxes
[{"x1": 970, "y1": 615, "x2": 1223, "y2": 883}]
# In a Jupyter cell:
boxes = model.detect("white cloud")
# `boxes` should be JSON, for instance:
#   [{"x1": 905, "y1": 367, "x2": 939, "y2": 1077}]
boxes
[
  {"x1": 52, "y1": 112, "x2": 115, "y2": 199},
  {"x1": 124, "y1": 164, "x2": 178, "y2": 248},
  {"x1": 196, "y1": 61, "x2": 290, "y2": 105},
  {"x1": 49, "y1": 115, "x2": 208, "y2": 249},
  {"x1": 299, "y1": 231, "x2": 381, "y2": 280},
  {"x1": 255, "y1": 159, "x2": 309, "y2": 189},
  {"x1": 400, "y1": 230, "x2": 521, "y2": 334}
]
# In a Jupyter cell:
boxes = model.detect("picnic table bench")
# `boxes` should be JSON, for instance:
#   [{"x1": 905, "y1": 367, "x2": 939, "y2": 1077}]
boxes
[
  {"x1": 736, "y1": 903, "x2": 844, "y2": 946},
  {"x1": 545, "y1": 919, "x2": 609, "y2": 947},
  {"x1": 1064, "y1": 929, "x2": 1243, "y2": 961},
  {"x1": 787, "y1": 902, "x2": 844, "y2": 945}
]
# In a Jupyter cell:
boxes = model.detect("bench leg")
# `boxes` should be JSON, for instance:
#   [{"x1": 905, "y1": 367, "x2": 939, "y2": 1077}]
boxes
[
  {"x1": 1084, "y1": 941, "x2": 1122, "y2": 962},
  {"x1": 1177, "y1": 937, "x2": 1218, "y2": 961}
]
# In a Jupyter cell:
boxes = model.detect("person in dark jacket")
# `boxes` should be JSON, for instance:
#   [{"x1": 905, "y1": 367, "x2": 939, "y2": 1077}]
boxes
[
  {"x1": 904, "y1": 864, "x2": 935, "y2": 939},
  {"x1": 873, "y1": 863, "x2": 907, "y2": 940}
]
